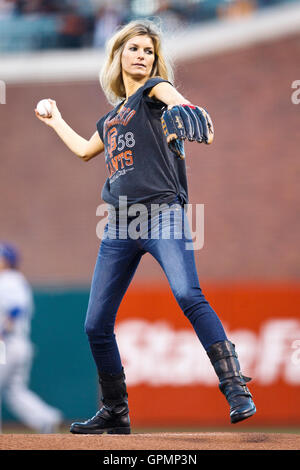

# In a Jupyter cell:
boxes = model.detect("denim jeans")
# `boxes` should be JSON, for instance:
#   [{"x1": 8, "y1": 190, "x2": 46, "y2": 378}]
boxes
[{"x1": 85, "y1": 198, "x2": 227, "y2": 375}]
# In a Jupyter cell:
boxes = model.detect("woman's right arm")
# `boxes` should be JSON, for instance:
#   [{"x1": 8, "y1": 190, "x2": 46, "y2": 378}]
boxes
[{"x1": 34, "y1": 99, "x2": 104, "y2": 161}]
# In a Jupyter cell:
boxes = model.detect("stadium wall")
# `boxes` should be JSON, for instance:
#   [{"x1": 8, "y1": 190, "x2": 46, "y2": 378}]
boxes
[{"x1": 1, "y1": 33, "x2": 299, "y2": 283}]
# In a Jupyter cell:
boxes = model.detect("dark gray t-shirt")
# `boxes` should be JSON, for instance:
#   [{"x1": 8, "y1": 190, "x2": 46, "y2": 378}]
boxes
[{"x1": 96, "y1": 77, "x2": 188, "y2": 211}]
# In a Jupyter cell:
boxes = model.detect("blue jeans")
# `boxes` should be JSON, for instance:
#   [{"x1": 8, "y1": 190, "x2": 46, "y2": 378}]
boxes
[{"x1": 84, "y1": 198, "x2": 227, "y2": 375}]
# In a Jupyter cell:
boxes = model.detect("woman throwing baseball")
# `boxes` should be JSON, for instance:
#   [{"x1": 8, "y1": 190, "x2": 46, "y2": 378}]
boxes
[{"x1": 35, "y1": 19, "x2": 256, "y2": 434}]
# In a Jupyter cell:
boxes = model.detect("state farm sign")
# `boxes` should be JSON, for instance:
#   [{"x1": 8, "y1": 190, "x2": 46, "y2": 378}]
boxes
[
  {"x1": 115, "y1": 283, "x2": 300, "y2": 425},
  {"x1": 116, "y1": 318, "x2": 300, "y2": 386}
]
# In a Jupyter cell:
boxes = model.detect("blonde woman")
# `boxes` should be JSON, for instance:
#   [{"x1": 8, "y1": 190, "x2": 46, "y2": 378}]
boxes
[{"x1": 35, "y1": 19, "x2": 256, "y2": 434}]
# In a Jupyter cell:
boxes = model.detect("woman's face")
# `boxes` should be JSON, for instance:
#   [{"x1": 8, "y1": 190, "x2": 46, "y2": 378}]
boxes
[{"x1": 121, "y1": 34, "x2": 155, "y2": 80}]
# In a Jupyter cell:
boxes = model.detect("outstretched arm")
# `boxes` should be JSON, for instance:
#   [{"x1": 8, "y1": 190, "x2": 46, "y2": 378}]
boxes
[
  {"x1": 148, "y1": 81, "x2": 191, "y2": 108},
  {"x1": 151, "y1": 82, "x2": 214, "y2": 159},
  {"x1": 35, "y1": 99, "x2": 104, "y2": 161}
]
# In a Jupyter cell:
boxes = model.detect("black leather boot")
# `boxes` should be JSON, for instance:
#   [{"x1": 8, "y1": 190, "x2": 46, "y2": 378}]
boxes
[
  {"x1": 207, "y1": 340, "x2": 256, "y2": 424},
  {"x1": 70, "y1": 368, "x2": 131, "y2": 434}
]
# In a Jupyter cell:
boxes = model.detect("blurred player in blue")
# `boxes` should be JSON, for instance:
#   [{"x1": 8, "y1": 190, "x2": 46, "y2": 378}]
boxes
[{"x1": 0, "y1": 242, "x2": 62, "y2": 433}]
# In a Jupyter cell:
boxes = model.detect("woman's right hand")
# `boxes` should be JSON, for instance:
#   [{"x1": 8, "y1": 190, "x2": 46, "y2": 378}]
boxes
[
  {"x1": 34, "y1": 99, "x2": 62, "y2": 128},
  {"x1": 33, "y1": 99, "x2": 103, "y2": 159}
]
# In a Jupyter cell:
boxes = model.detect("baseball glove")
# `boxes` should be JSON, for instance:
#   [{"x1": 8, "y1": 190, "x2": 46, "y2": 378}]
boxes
[{"x1": 161, "y1": 104, "x2": 214, "y2": 160}]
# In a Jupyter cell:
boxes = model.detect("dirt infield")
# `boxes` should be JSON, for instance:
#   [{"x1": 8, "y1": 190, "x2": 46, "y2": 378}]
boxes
[{"x1": 0, "y1": 432, "x2": 299, "y2": 450}]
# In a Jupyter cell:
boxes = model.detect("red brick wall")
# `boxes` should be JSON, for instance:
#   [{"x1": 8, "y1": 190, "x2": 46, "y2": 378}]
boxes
[{"x1": 1, "y1": 33, "x2": 299, "y2": 284}]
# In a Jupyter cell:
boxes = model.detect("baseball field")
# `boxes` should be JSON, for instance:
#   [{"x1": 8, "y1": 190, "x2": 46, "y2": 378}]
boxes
[{"x1": 1, "y1": 427, "x2": 299, "y2": 450}]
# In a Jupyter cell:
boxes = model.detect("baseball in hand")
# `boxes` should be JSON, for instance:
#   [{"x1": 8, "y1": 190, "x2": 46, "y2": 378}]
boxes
[{"x1": 36, "y1": 99, "x2": 52, "y2": 117}]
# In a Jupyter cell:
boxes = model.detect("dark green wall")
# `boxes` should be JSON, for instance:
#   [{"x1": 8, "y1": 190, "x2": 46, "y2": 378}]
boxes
[{"x1": 2, "y1": 288, "x2": 98, "y2": 424}]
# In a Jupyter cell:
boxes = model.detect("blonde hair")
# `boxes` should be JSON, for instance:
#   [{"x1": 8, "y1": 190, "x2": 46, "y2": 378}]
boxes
[{"x1": 100, "y1": 19, "x2": 174, "y2": 106}]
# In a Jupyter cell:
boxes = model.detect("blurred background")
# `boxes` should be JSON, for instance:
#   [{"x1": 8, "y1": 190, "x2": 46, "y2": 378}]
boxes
[{"x1": 0, "y1": 0, "x2": 300, "y2": 433}]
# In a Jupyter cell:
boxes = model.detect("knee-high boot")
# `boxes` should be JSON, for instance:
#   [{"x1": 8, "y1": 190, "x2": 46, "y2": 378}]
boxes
[
  {"x1": 70, "y1": 368, "x2": 131, "y2": 434},
  {"x1": 206, "y1": 340, "x2": 256, "y2": 424}
]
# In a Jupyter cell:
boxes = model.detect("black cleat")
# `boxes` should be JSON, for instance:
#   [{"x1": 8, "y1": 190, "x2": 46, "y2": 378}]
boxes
[
  {"x1": 70, "y1": 368, "x2": 131, "y2": 435},
  {"x1": 70, "y1": 402, "x2": 131, "y2": 435},
  {"x1": 219, "y1": 376, "x2": 256, "y2": 424},
  {"x1": 207, "y1": 340, "x2": 257, "y2": 424}
]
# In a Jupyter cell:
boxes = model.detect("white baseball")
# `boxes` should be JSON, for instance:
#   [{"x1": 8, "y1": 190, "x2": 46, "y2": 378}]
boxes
[{"x1": 36, "y1": 99, "x2": 52, "y2": 117}]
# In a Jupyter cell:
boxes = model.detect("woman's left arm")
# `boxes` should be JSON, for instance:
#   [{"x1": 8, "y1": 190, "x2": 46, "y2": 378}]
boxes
[
  {"x1": 150, "y1": 81, "x2": 214, "y2": 146},
  {"x1": 148, "y1": 82, "x2": 191, "y2": 108}
]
